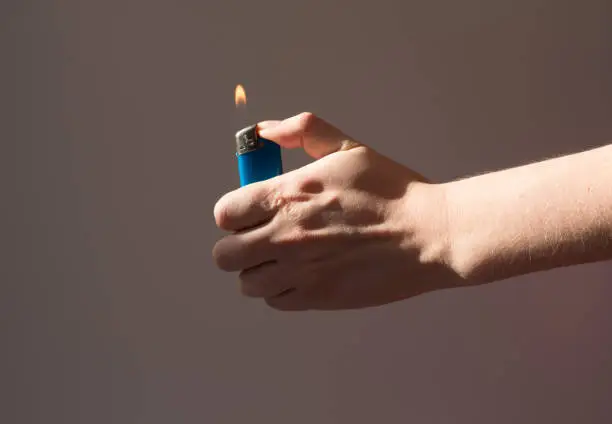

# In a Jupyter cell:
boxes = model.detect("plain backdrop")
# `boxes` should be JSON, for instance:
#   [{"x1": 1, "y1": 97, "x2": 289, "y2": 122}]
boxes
[{"x1": 3, "y1": 1, "x2": 612, "y2": 423}]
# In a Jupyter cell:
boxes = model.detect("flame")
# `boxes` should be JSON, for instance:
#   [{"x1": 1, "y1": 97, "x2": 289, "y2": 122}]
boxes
[{"x1": 235, "y1": 84, "x2": 247, "y2": 106}]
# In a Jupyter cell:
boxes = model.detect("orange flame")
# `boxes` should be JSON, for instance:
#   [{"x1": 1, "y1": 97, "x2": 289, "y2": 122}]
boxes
[{"x1": 235, "y1": 84, "x2": 247, "y2": 106}]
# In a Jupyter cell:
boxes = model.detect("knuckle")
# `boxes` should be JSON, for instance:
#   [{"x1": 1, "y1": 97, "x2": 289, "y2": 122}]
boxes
[
  {"x1": 296, "y1": 111, "x2": 318, "y2": 132},
  {"x1": 320, "y1": 189, "x2": 341, "y2": 207},
  {"x1": 320, "y1": 194, "x2": 344, "y2": 219},
  {"x1": 265, "y1": 188, "x2": 287, "y2": 211},
  {"x1": 283, "y1": 200, "x2": 305, "y2": 223},
  {"x1": 297, "y1": 177, "x2": 325, "y2": 194},
  {"x1": 275, "y1": 224, "x2": 308, "y2": 246}
]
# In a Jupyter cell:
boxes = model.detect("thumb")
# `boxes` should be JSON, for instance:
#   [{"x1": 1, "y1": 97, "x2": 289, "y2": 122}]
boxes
[{"x1": 257, "y1": 112, "x2": 363, "y2": 159}]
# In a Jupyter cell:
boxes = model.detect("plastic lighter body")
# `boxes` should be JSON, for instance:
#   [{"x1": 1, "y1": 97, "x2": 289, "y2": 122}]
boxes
[{"x1": 235, "y1": 124, "x2": 283, "y2": 186}]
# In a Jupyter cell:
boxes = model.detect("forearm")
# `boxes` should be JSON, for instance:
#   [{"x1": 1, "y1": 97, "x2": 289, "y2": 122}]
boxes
[{"x1": 442, "y1": 143, "x2": 612, "y2": 284}]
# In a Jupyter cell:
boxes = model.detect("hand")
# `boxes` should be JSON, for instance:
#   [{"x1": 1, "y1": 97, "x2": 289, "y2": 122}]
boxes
[{"x1": 213, "y1": 112, "x2": 459, "y2": 311}]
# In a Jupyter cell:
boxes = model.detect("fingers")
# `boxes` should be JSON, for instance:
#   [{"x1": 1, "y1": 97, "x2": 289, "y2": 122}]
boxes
[
  {"x1": 214, "y1": 181, "x2": 282, "y2": 232},
  {"x1": 239, "y1": 261, "x2": 292, "y2": 298},
  {"x1": 240, "y1": 263, "x2": 310, "y2": 311},
  {"x1": 239, "y1": 262, "x2": 329, "y2": 311},
  {"x1": 257, "y1": 112, "x2": 363, "y2": 159},
  {"x1": 214, "y1": 112, "x2": 368, "y2": 311},
  {"x1": 265, "y1": 291, "x2": 310, "y2": 311},
  {"x1": 213, "y1": 224, "x2": 277, "y2": 272},
  {"x1": 215, "y1": 112, "x2": 361, "y2": 233}
]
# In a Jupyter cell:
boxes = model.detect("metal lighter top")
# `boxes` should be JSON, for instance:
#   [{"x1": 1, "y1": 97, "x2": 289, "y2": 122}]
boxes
[
  {"x1": 235, "y1": 124, "x2": 261, "y2": 154},
  {"x1": 235, "y1": 124, "x2": 283, "y2": 186}
]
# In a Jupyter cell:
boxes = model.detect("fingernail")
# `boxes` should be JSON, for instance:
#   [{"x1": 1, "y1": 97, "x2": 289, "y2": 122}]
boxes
[{"x1": 256, "y1": 120, "x2": 280, "y2": 131}]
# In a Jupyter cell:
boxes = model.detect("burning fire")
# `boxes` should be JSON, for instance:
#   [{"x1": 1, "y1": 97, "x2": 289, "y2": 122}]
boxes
[{"x1": 235, "y1": 84, "x2": 247, "y2": 106}]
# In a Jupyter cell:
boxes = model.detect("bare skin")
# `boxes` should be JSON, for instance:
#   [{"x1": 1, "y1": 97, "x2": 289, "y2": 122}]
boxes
[{"x1": 212, "y1": 112, "x2": 612, "y2": 311}]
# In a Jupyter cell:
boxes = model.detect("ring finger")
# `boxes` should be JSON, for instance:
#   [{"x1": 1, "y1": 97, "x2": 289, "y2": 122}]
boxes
[{"x1": 239, "y1": 261, "x2": 294, "y2": 298}]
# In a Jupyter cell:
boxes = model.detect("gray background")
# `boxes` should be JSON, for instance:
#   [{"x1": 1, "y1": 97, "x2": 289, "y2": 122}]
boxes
[{"x1": 3, "y1": 1, "x2": 612, "y2": 423}]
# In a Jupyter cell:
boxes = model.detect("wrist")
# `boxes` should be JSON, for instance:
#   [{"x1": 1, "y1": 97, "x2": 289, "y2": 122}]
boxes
[
  {"x1": 398, "y1": 178, "x2": 501, "y2": 289},
  {"x1": 396, "y1": 144, "x2": 612, "y2": 294},
  {"x1": 394, "y1": 180, "x2": 469, "y2": 290},
  {"x1": 438, "y1": 178, "x2": 495, "y2": 284},
  {"x1": 439, "y1": 169, "x2": 565, "y2": 286},
  {"x1": 441, "y1": 173, "x2": 534, "y2": 286}
]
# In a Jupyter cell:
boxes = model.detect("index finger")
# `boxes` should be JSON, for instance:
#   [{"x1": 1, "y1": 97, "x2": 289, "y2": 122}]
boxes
[
  {"x1": 258, "y1": 112, "x2": 363, "y2": 159},
  {"x1": 214, "y1": 180, "x2": 281, "y2": 231}
]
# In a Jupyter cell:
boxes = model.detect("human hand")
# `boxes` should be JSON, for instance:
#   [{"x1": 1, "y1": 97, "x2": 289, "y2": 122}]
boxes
[{"x1": 213, "y1": 112, "x2": 459, "y2": 311}]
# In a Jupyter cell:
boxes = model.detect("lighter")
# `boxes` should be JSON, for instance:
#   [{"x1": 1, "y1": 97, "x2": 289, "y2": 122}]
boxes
[{"x1": 235, "y1": 124, "x2": 283, "y2": 186}]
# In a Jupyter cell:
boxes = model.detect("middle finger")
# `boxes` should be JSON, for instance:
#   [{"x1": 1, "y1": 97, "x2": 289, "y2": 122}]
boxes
[{"x1": 213, "y1": 223, "x2": 278, "y2": 272}]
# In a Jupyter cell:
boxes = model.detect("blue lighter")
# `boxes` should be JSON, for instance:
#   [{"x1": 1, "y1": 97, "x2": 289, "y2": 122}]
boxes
[{"x1": 235, "y1": 124, "x2": 283, "y2": 186}]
